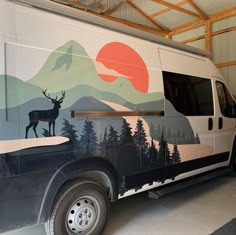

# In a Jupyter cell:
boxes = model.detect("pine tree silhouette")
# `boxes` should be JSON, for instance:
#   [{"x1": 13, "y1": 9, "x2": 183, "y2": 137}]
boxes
[
  {"x1": 61, "y1": 119, "x2": 78, "y2": 144},
  {"x1": 172, "y1": 144, "x2": 181, "y2": 164},
  {"x1": 80, "y1": 120, "x2": 97, "y2": 156},
  {"x1": 120, "y1": 118, "x2": 134, "y2": 145},
  {"x1": 195, "y1": 133, "x2": 200, "y2": 144},
  {"x1": 107, "y1": 125, "x2": 119, "y2": 165},
  {"x1": 42, "y1": 128, "x2": 51, "y2": 137},
  {"x1": 148, "y1": 138, "x2": 158, "y2": 164},
  {"x1": 98, "y1": 128, "x2": 108, "y2": 157},
  {"x1": 134, "y1": 119, "x2": 148, "y2": 168},
  {"x1": 158, "y1": 133, "x2": 171, "y2": 167}
]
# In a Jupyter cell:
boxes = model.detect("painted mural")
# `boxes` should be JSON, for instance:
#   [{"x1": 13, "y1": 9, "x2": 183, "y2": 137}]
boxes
[{"x1": 0, "y1": 40, "x2": 213, "y2": 194}]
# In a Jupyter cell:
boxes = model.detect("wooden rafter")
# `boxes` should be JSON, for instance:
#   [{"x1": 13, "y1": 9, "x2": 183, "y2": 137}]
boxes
[
  {"x1": 151, "y1": 0, "x2": 201, "y2": 19},
  {"x1": 187, "y1": 0, "x2": 208, "y2": 20},
  {"x1": 102, "y1": 1, "x2": 125, "y2": 15},
  {"x1": 88, "y1": 0, "x2": 103, "y2": 7},
  {"x1": 90, "y1": 0, "x2": 104, "y2": 12},
  {"x1": 127, "y1": 0, "x2": 169, "y2": 32},
  {"x1": 180, "y1": 35, "x2": 204, "y2": 44},
  {"x1": 97, "y1": 3, "x2": 104, "y2": 12},
  {"x1": 215, "y1": 61, "x2": 236, "y2": 68},
  {"x1": 170, "y1": 7, "x2": 236, "y2": 35},
  {"x1": 151, "y1": 0, "x2": 188, "y2": 18},
  {"x1": 53, "y1": 0, "x2": 235, "y2": 42},
  {"x1": 79, "y1": 7, "x2": 169, "y2": 36},
  {"x1": 212, "y1": 26, "x2": 236, "y2": 36},
  {"x1": 180, "y1": 25, "x2": 236, "y2": 45},
  {"x1": 205, "y1": 21, "x2": 212, "y2": 53}
]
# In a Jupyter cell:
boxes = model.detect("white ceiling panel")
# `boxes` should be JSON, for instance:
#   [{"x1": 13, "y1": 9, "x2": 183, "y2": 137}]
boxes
[
  {"x1": 213, "y1": 15, "x2": 236, "y2": 32},
  {"x1": 133, "y1": 0, "x2": 167, "y2": 15},
  {"x1": 154, "y1": 9, "x2": 197, "y2": 29},
  {"x1": 111, "y1": 2, "x2": 159, "y2": 28},
  {"x1": 173, "y1": 26, "x2": 205, "y2": 41}
]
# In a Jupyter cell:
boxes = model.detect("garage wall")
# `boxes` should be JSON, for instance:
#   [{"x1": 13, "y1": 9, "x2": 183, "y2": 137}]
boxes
[{"x1": 172, "y1": 15, "x2": 236, "y2": 97}]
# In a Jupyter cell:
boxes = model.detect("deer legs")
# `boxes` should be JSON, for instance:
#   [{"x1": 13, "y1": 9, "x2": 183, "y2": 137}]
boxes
[
  {"x1": 25, "y1": 122, "x2": 39, "y2": 138},
  {"x1": 49, "y1": 121, "x2": 56, "y2": 136},
  {"x1": 25, "y1": 121, "x2": 55, "y2": 139}
]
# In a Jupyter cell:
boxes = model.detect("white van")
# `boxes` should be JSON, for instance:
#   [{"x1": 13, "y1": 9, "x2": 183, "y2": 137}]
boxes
[{"x1": 0, "y1": 0, "x2": 235, "y2": 234}]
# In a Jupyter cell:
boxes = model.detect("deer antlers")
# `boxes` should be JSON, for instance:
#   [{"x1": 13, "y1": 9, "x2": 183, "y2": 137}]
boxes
[{"x1": 42, "y1": 89, "x2": 65, "y2": 103}]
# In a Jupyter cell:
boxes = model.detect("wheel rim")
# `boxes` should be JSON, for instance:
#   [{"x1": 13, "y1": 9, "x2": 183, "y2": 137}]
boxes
[{"x1": 66, "y1": 196, "x2": 100, "y2": 234}]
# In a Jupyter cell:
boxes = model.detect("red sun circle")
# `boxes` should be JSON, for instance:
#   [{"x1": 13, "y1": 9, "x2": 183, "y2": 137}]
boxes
[{"x1": 96, "y1": 42, "x2": 149, "y2": 93}]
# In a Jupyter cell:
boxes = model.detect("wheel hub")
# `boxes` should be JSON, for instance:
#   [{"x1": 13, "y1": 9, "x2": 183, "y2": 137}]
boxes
[{"x1": 66, "y1": 197, "x2": 98, "y2": 234}]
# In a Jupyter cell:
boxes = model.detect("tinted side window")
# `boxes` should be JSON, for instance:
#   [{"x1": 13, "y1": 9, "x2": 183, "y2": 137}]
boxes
[
  {"x1": 216, "y1": 82, "x2": 236, "y2": 118},
  {"x1": 163, "y1": 71, "x2": 213, "y2": 116}
]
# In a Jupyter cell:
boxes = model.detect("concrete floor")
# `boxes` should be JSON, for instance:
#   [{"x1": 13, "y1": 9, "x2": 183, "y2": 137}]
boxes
[{"x1": 2, "y1": 174, "x2": 236, "y2": 235}]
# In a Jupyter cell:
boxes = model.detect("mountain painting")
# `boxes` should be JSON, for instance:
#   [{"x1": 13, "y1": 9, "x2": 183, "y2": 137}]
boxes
[{"x1": 0, "y1": 40, "x2": 213, "y2": 191}]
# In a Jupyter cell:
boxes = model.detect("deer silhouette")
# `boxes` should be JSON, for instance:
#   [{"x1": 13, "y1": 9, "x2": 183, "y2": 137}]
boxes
[{"x1": 25, "y1": 89, "x2": 65, "y2": 138}]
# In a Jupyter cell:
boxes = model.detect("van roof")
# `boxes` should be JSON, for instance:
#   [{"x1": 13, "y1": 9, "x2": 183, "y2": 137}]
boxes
[{"x1": 15, "y1": 0, "x2": 211, "y2": 57}]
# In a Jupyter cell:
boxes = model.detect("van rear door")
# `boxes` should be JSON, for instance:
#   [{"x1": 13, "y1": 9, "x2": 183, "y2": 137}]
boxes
[{"x1": 160, "y1": 48, "x2": 217, "y2": 173}]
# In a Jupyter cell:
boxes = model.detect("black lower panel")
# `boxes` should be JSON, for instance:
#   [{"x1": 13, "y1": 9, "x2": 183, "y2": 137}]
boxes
[
  {"x1": 0, "y1": 195, "x2": 43, "y2": 233},
  {"x1": 0, "y1": 171, "x2": 54, "y2": 233},
  {"x1": 124, "y1": 152, "x2": 229, "y2": 190}
]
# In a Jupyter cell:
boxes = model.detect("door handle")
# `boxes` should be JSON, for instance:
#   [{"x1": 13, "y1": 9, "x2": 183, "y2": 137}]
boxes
[
  {"x1": 208, "y1": 118, "x2": 213, "y2": 131},
  {"x1": 219, "y1": 117, "x2": 223, "y2": 129}
]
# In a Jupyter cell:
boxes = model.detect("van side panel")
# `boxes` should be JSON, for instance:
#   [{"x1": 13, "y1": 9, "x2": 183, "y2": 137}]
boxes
[{"x1": 0, "y1": 0, "x2": 235, "y2": 232}]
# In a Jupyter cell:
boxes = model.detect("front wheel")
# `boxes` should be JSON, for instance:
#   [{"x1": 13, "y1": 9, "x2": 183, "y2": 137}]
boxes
[{"x1": 47, "y1": 182, "x2": 109, "y2": 235}]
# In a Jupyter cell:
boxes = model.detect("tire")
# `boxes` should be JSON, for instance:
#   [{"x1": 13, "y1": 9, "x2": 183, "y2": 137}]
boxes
[
  {"x1": 231, "y1": 146, "x2": 236, "y2": 172},
  {"x1": 47, "y1": 181, "x2": 109, "y2": 235}
]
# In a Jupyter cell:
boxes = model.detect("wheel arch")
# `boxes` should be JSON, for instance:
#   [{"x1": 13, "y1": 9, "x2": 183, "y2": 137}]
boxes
[{"x1": 37, "y1": 157, "x2": 119, "y2": 224}]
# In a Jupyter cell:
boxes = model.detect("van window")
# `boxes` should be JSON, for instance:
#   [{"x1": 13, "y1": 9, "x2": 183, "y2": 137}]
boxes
[
  {"x1": 163, "y1": 71, "x2": 214, "y2": 116},
  {"x1": 216, "y1": 81, "x2": 236, "y2": 118}
]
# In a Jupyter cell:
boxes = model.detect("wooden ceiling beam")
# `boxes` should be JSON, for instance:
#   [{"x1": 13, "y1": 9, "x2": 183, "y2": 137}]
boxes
[
  {"x1": 102, "y1": 1, "x2": 125, "y2": 15},
  {"x1": 151, "y1": 0, "x2": 188, "y2": 18},
  {"x1": 209, "y1": 6, "x2": 236, "y2": 22},
  {"x1": 170, "y1": 7, "x2": 236, "y2": 35},
  {"x1": 52, "y1": 0, "x2": 168, "y2": 35},
  {"x1": 180, "y1": 35, "x2": 204, "y2": 44},
  {"x1": 127, "y1": 0, "x2": 169, "y2": 31},
  {"x1": 180, "y1": 25, "x2": 236, "y2": 44},
  {"x1": 215, "y1": 61, "x2": 236, "y2": 68},
  {"x1": 88, "y1": 0, "x2": 103, "y2": 7},
  {"x1": 212, "y1": 25, "x2": 236, "y2": 36},
  {"x1": 170, "y1": 19, "x2": 205, "y2": 35},
  {"x1": 187, "y1": 0, "x2": 208, "y2": 20},
  {"x1": 80, "y1": 8, "x2": 169, "y2": 36},
  {"x1": 97, "y1": 3, "x2": 104, "y2": 12},
  {"x1": 205, "y1": 21, "x2": 212, "y2": 53},
  {"x1": 151, "y1": 0, "x2": 201, "y2": 18}
]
